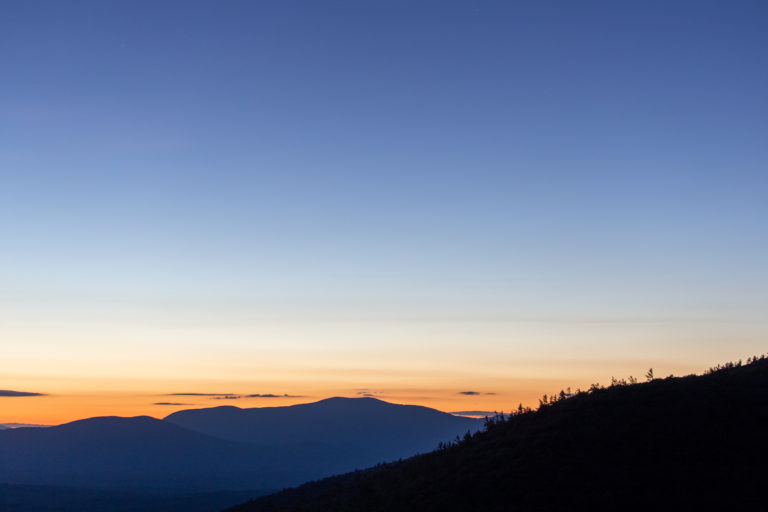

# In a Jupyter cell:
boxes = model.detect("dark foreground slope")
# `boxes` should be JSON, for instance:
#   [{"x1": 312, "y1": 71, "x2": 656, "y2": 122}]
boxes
[{"x1": 228, "y1": 357, "x2": 768, "y2": 512}]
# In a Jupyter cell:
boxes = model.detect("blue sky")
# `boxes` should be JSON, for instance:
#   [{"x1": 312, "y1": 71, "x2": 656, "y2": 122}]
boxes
[{"x1": 1, "y1": 1, "x2": 766, "y2": 422}]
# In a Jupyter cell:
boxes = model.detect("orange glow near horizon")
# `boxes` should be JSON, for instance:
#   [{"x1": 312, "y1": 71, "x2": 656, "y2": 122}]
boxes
[
  {"x1": 1, "y1": 359, "x2": 709, "y2": 425},
  {"x1": 0, "y1": 388, "x2": 553, "y2": 425},
  {"x1": 2, "y1": 309, "x2": 755, "y2": 425},
  {"x1": 4, "y1": 278, "x2": 764, "y2": 426}
]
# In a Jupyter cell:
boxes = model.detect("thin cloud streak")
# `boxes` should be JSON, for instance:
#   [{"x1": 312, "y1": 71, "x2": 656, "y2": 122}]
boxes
[
  {"x1": 246, "y1": 394, "x2": 304, "y2": 398},
  {"x1": 450, "y1": 411, "x2": 498, "y2": 417},
  {"x1": 356, "y1": 390, "x2": 382, "y2": 398},
  {"x1": 168, "y1": 393, "x2": 303, "y2": 400},
  {"x1": 0, "y1": 390, "x2": 46, "y2": 397},
  {"x1": 168, "y1": 393, "x2": 236, "y2": 396}
]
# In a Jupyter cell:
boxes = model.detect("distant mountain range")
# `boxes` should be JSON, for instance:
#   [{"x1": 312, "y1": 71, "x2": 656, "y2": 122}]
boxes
[
  {"x1": 5, "y1": 358, "x2": 765, "y2": 512},
  {"x1": 0, "y1": 397, "x2": 481, "y2": 510},
  {"x1": 226, "y1": 357, "x2": 768, "y2": 512},
  {"x1": 0, "y1": 415, "x2": 317, "y2": 491},
  {"x1": 165, "y1": 397, "x2": 480, "y2": 464}
]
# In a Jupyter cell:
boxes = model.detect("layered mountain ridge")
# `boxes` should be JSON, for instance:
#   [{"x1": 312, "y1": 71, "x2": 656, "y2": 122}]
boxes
[
  {"x1": 0, "y1": 397, "x2": 481, "y2": 499},
  {"x1": 165, "y1": 397, "x2": 480, "y2": 463}
]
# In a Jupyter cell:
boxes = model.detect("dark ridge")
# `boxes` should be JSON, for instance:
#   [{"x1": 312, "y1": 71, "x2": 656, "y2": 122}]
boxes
[
  {"x1": 0, "y1": 414, "x2": 345, "y2": 492},
  {"x1": 226, "y1": 356, "x2": 768, "y2": 512}
]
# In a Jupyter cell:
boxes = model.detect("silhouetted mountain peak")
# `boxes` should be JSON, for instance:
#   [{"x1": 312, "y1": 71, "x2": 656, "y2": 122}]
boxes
[
  {"x1": 51, "y1": 415, "x2": 186, "y2": 438},
  {"x1": 313, "y1": 396, "x2": 368, "y2": 404},
  {"x1": 316, "y1": 396, "x2": 383, "y2": 403},
  {"x1": 296, "y1": 396, "x2": 402, "y2": 413},
  {"x1": 63, "y1": 415, "x2": 157, "y2": 427},
  {"x1": 165, "y1": 396, "x2": 463, "y2": 422},
  {"x1": 164, "y1": 396, "x2": 482, "y2": 466}
]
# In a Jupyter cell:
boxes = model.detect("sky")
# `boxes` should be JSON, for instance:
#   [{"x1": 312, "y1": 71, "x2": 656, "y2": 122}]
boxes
[{"x1": 1, "y1": 1, "x2": 767, "y2": 424}]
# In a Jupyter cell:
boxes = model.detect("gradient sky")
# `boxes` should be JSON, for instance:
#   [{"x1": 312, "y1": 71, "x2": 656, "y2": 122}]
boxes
[{"x1": 1, "y1": 1, "x2": 767, "y2": 424}]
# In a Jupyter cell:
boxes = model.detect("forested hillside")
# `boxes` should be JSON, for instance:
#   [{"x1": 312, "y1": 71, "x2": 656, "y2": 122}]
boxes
[{"x1": 228, "y1": 356, "x2": 768, "y2": 512}]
